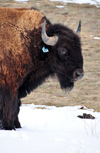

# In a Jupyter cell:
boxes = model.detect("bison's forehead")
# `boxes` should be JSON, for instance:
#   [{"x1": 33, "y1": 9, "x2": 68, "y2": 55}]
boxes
[
  {"x1": 47, "y1": 23, "x2": 82, "y2": 51},
  {"x1": 54, "y1": 27, "x2": 83, "y2": 64},
  {"x1": 60, "y1": 33, "x2": 83, "y2": 61}
]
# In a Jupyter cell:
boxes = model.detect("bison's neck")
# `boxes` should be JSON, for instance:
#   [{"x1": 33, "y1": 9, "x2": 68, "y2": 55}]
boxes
[{"x1": 18, "y1": 60, "x2": 53, "y2": 99}]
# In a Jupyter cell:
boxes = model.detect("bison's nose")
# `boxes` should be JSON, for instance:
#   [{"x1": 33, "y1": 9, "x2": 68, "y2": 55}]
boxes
[{"x1": 73, "y1": 68, "x2": 84, "y2": 82}]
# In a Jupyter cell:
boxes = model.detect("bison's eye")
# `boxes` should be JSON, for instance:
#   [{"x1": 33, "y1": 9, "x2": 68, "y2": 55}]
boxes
[{"x1": 58, "y1": 47, "x2": 68, "y2": 56}]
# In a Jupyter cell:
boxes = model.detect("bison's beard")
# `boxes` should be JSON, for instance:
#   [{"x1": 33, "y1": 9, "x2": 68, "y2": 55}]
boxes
[{"x1": 57, "y1": 75, "x2": 74, "y2": 91}]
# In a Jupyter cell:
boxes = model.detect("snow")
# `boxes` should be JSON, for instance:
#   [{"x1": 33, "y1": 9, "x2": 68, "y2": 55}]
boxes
[
  {"x1": 15, "y1": 0, "x2": 28, "y2": 3},
  {"x1": 56, "y1": 5, "x2": 65, "y2": 8},
  {"x1": 15, "y1": 0, "x2": 28, "y2": 1},
  {"x1": 0, "y1": 104, "x2": 100, "y2": 153},
  {"x1": 93, "y1": 37, "x2": 100, "y2": 40},
  {"x1": 50, "y1": 0, "x2": 100, "y2": 7},
  {"x1": 90, "y1": 35, "x2": 100, "y2": 40},
  {"x1": 15, "y1": 0, "x2": 100, "y2": 7}
]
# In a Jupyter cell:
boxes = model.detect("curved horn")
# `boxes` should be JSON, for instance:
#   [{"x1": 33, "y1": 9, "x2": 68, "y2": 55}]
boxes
[
  {"x1": 41, "y1": 20, "x2": 58, "y2": 46},
  {"x1": 76, "y1": 20, "x2": 81, "y2": 34}
]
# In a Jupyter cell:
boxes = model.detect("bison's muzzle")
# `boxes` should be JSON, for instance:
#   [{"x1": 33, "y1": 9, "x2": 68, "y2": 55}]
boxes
[{"x1": 72, "y1": 68, "x2": 84, "y2": 82}]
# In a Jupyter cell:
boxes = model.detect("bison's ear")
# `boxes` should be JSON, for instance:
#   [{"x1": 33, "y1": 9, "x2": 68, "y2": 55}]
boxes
[{"x1": 38, "y1": 51, "x2": 48, "y2": 61}]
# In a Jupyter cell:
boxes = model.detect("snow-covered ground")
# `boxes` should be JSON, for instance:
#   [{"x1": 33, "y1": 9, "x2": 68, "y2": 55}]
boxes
[
  {"x1": 15, "y1": 0, "x2": 100, "y2": 7},
  {"x1": 0, "y1": 104, "x2": 100, "y2": 153},
  {"x1": 15, "y1": 0, "x2": 28, "y2": 3},
  {"x1": 15, "y1": 0, "x2": 28, "y2": 2},
  {"x1": 51, "y1": 0, "x2": 100, "y2": 7}
]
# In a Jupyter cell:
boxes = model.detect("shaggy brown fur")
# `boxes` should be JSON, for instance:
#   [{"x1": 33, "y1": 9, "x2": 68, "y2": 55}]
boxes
[
  {"x1": 0, "y1": 7, "x2": 46, "y2": 129},
  {"x1": 0, "y1": 7, "x2": 45, "y2": 92}
]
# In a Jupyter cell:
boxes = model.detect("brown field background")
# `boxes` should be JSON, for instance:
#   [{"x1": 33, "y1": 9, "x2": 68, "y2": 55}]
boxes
[{"x1": 0, "y1": 0, "x2": 100, "y2": 111}]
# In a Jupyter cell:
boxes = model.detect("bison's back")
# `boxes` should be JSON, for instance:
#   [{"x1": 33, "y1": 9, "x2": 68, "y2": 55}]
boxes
[
  {"x1": 0, "y1": 7, "x2": 44, "y2": 88},
  {"x1": 0, "y1": 7, "x2": 44, "y2": 54}
]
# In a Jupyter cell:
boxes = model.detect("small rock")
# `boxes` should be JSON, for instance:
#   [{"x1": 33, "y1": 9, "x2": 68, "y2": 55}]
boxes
[{"x1": 77, "y1": 113, "x2": 95, "y2": 119}]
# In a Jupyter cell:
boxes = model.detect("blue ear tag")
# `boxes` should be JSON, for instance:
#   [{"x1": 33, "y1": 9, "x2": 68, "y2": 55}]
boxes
[{"x1": 42, "y1": 46, "x2": 49, "y2": 53}]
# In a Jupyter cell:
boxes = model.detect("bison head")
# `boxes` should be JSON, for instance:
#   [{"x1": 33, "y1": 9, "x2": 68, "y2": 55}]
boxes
[{"x1": 40, "y1": 20, "x2": 84, "y2": 91}]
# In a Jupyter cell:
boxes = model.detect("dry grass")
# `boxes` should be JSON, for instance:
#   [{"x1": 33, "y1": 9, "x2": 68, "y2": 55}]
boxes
[{"x1": 0, "y1": 0, "x2": 100, "y2": 111}]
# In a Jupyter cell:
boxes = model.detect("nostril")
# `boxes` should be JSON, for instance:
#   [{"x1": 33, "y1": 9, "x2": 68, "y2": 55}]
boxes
[
  {"x1": 75, "y1": 72, "x2": 80, "y2": 78},
  {"x1": 75, "y1": 72, "x2": 84, "y2": 80},
  {"x1": 72, "y1": 69, "x2": 84, "y2": 82}
]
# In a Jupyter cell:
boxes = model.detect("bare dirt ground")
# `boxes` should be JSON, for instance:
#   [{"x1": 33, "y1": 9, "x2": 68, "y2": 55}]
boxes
[{"x1": 0, "y1": 0, "x2": 100, "y2": 111}]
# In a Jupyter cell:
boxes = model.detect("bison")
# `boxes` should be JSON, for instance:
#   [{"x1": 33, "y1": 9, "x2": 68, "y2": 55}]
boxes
[{"x1": 0, "y1": 7, "x2": 84, "y2": 130}]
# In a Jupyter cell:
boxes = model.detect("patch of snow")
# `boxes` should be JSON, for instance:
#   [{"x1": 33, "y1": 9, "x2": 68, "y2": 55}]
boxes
[
  {"x1": 56, "y1": 5, "x2": 65, "y2": 8},
  {"x1": 90, "y1": 35, "x2": 93, "y2": 37},
  {"x1": 93, "y1": 37, "x2": 100, "y2": 40},
  {"x1": 15, "y1": 0, "x2": 28, "y2": 3},
  {"x1": 50, "y1": 0, "x2": 100, "y2": 7},
  {"x1": 15, "y1": 0, "x2": 28, "y2": 1},
  {"x1": 90, "y1": 35, "x2": 100, "y2": 40},
  {"x1": 0, "y1": 104, "x2": 100, "y2": 153}
]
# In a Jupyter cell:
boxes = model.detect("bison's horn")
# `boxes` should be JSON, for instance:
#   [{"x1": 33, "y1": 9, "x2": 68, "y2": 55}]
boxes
[
  {"x1": 76, "y1": 20, "x2": 81, "y2": 34},
  {"x1": 41, "y1": 20, "x2": 58, "y2": 46}
]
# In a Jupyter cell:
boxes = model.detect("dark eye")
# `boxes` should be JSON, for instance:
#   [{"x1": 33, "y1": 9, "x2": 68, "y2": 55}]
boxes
[{"x1": 58, "y1": 47, "x2": 68, "y2": 56}]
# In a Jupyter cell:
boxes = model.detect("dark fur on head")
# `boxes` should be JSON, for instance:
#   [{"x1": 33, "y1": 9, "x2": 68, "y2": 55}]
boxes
[{"x1": 37, "y1": 23, "x2": 83, "y2": 90}]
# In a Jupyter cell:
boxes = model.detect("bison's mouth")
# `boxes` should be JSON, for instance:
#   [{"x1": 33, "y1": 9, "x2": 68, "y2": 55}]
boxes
[
  {"x1": 56, "y1": 68, "x2": 84, "y2": 91},
  {"x1": 60, "y1": 80, "x2": 74, "y2": 91},
  {"x1": 57, "y1": 75, "x2": 74, "y2": 91}
]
